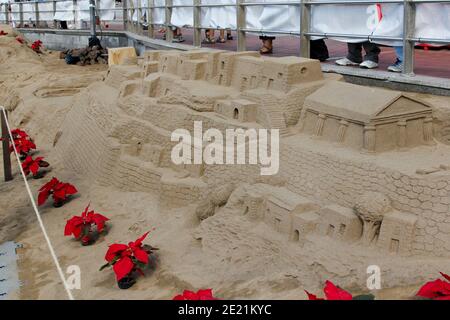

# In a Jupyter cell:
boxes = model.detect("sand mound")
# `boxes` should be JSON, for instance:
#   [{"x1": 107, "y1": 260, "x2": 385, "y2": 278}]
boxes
[{"x1": 1, "y1": 35, "x2": 450, "y2": 300}]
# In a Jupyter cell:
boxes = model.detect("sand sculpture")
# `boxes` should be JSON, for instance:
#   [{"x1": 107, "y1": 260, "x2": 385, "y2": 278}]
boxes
[{"x1": 52, "y1": 47, "x2": 450, "y2": 265}]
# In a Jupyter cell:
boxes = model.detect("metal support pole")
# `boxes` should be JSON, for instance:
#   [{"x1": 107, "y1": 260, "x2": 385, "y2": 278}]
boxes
[
  {"x1": 1, "y1": 110, "x2": 13, "y2": 182},
  {"x1": 35, "y1": 1, "x2": 40, "y2": 28},
  {"x1": 403, "y1": 0, "x2": 416, "y2": 75},
  {"x1": 138, "y1": 0, "x2": 143, "y2": 34},
  {"x1": 236, "y1": 0, "x2": 246, "y2": 51},
  {"x1": 193, "y1": 0, "x2": 201, "y2": 47},
  {"x1": 90, "y1": 0, "x2": 97, "y2": 38},
  {"x1": 73, "y1": 0, "x2": 77, "y2": 28},
  {"x1": 53, "y1": 1, "x2": 57, "y2": 29},
  {"x1": 165, "y1": 0, "x2": 173, "y2": 42},
  {"x1": 300, "y1": 0, "x2": 311, "y2": 58},
  {"x1": 148, "y1": 0, "x2": 154, "y2": 38},
  {"x1": 123, "y1": 0, "x2": 128, "y2": 31},
  {"x1": 19, "y1": 2, "x2": 23, "y2": 28}
]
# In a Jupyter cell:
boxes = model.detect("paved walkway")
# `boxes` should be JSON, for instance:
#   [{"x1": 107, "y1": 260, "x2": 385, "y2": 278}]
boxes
[{"x1": 152, "y1": 29, "x2": 450, "y2": 79}]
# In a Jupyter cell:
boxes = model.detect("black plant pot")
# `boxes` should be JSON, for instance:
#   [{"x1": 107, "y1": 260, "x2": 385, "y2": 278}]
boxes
[
  {"x1": 118, "y1": 277, "x2": 136, "y2": 290},
  {"x1": 33, "y1": 171, "x2": 45, "y2": 179},
  {"x1": 53, "y1": 201, "x2": 64, "y2": 208}
]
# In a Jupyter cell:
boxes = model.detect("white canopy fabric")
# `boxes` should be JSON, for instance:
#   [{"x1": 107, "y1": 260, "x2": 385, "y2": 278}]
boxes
[{"x1": 3, "y1": 0, "x2": 450, "y2": 44}]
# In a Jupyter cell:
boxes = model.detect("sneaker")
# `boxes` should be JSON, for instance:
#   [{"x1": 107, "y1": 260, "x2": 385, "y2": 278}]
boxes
[
  {"x1": 335, "y1": 58, "x2": 360, "y2": 66},
  {"x1": 387, "y1": 59, "x2": 403, "y2": 73},
  {"x1": 359, "y1": 60, "x2": 379, "y2": 69}
]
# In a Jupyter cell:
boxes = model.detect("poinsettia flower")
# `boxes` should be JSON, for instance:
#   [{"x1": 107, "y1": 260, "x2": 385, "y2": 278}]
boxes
[
  {"x1": 31, "y1": 40, "x2": 43, "y2": 53},
  {"x1": 11, "y1": 129, "x2": 29, "y2": 140},
  {"x1": 22, "y1": 156, "x2": 49, "y2": 177},
  {"x1": 304, "y1": 291, "x2": 325, "y2": 301},
  {"x1": 0, "y1": 30, "x2": 8, "y2": 36},
  {"x1": 102, "y1": 232, "x2": 156, "y2": 281},
  {"x1": 306, "y1": 281, "x2": 353, "y2": 300},
  {"x1": 324, "y1": 281, "x2": 353, "y2": 300},
  {"x1": 417, "y1": 273, "x2": 450, "y2": 300},
  {"x1": 64, "y1": 204, "x2": 109, "y2": 243},
  {"x1": 38, "y1": 177, "x2": 77, "y2": 206},
  {"x1": 11, "y1": 137, "x2": 36, "y2": 156},
  {"x1": 173, "y1": 289, "x2": 217, "y2": 300},
  {"x1": 16, "y1": 37, "x2": 24, "y2": 44}
]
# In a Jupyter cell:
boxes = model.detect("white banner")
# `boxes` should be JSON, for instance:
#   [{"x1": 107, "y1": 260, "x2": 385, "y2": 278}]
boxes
[
  {"x1": 54, "y1": 1, "x2": 74, "y2": 21},
  {"x1": 0, "y1": 4, "x2": 6, "y2": 23},
  {"x1": 152, "y1": 0, "x2": 166, "y2": 25},
  {"x1": 201, "y1": 0, "x2": 236, "y2": 29},
  {"x1": 4, "y1": 0, "x2": 450, "y2": 45},
  {"x1": 38, "y1": 2, "x2": 55, "y2": 21},
  {"x1": 415, "y1": 3, "x2": 450, "y2": 40},
  {"x1": 10, "y1": 3, "x2": 20, "y2": 22},
  {"x1": 171, "y1": 0, "x2": 193, "y2": 27}
]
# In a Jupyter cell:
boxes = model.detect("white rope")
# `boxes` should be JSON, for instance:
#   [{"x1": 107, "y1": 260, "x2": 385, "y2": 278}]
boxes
[{"x1": 0, "y1": 106, "x2": 74, "y2": 301}]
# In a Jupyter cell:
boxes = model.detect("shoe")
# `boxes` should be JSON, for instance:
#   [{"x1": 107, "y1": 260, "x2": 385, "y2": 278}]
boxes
[
  {"x1": 360, "y1": 60, "x2": 379, "y2": 69},
  {"x1": 388, "y1": 59, "x2": 403, "y2": 73},
  {"x1": 172, "y1": 36, "x2": 185, "y2": 43},
  {"x1": 335, "y1": 58, "x2": 359, "y2": 66}
]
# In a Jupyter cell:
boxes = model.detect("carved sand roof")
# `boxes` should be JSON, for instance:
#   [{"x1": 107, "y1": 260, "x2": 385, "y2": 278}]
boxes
[{"x1": 304, "y1": 81, "x2": 432, "y2": 124}]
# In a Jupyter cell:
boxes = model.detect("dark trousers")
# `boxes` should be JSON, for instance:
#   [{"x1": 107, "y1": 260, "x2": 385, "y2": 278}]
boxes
[{"x1": 347, "y1": 42, "x2": 380, "y2": 63}]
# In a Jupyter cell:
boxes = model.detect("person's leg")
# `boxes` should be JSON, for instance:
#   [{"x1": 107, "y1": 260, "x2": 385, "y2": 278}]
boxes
[
  {"x1": 226, "y1": 29, "x2": 233, "y2": 40},
  {"x1": 203, "y1": 29, "x2": 216, "y2": 44},
  {"x1": 310, "y1": 39, "x2": 329, "y2": 62},
  {"x1": 362, "y1": 41, "x2": 381, "y2": 63},
  {"x1": 394, "y1": 46, "x2": 404, "y2": 62},
  {"x1": 388, "y1": 46, "x2": 404, "y2": 72},
  {"x1": 259, "y1": 36, "x2": 275, "y2": 54},
  {"x1": 172, "y1": 28, "x2": 185, "y2": 43},
  {"x1": 218, "y1": 29, "x2": 226, "y2": 43},
  {"x1": 359, "y1": 41, "x2": 380, "y2": 69},
  {"x1": 336, "y1": 42, "x2": 362, "y2": 66},
  {"x1": 347, "y1": 43, "x2": 364, "y2": 63}
]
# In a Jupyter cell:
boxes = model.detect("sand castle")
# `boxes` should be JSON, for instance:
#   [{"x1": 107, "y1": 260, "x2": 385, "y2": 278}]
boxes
[{"x1": 53, "y1": 47, "x2": 450, "y2": 262}]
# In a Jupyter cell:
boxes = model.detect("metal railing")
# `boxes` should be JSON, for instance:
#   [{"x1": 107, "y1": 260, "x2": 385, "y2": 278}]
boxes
[{"x1": 1, "y1": 0, "x2": 449, "y2": 76}]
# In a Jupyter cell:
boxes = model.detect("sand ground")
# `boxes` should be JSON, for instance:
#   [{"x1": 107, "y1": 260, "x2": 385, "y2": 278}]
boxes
[{"x1": 1, "y1": 25, "x2": 450, "y2": 300}]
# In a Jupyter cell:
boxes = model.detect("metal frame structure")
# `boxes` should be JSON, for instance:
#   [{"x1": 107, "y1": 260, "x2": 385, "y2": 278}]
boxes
[{"x1": 1, "y1": 0, "x2": 449, "y2": 75}]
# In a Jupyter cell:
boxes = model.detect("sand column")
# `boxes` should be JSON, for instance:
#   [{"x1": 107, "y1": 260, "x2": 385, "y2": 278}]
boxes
[
  {"x1": 423, "y1": 117, "x2": 434, "y2": 144},
  {"x1": 337, "y1": 120, "x2": 349, "y2": 143},
  {"x1": 314, "y1": 114, "x2": 327, "y2": 136},
  {"x1": 363, "y1": 125, "x2": 376, "y2": 153},
  {"x1": 397, "y1": 120, "x2": 407, "y2": 149}
]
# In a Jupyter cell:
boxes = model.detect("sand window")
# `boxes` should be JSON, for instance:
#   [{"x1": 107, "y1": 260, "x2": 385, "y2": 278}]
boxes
[
  {"x1": 339, "y1": 224, "x2": 346, "y2": 235},
  {"x1": 234, "y1": 108, "x2": 239, "y2": 120},
  {"x1": 327, "y1": 224, "x2": 335, "y2": 236},
  {"x1": 390, "y1": 239, "x2": 400, "y2": 253},
  {"x1": 293, "y1": 230, "x2": 300, "y2": 242}
]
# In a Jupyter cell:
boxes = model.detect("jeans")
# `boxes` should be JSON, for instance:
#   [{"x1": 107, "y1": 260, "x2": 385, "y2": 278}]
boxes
[
  {"x1": 394, "y1": 46, "x2": 404, "y2": 62},
  {"x1": 347, "y1": 42, "x2": 381, "y2": 63}
]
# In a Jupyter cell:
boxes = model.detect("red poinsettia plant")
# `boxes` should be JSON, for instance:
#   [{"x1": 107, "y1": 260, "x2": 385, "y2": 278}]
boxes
[
  {"x1": 0, "y1": 30, "x2": 8, "y2": 36},
  {"x1": 100, "y1": 232, "x2": 158, "y2": 289},
  {"x1": 16, "y1": 36, "x2": 24, "y2": 44},
  {"x1": 22, "y1": 156, "x2": 49, "y2": 178},
  {"x1": 173, "y1": 289, "x2": 218, "y2": 300},
  {"x1": 31, "y1": 40, "x2": 43, "y2": 53},
  {"x1": 4, "y1": 129, "x2": 36, "y2": 159},
  {"x1": 38, "y1": 177, "x2": 78, "y2": 207},
  {"x1": 65, "y1": 204, "x2": 109, "y2": 246},
  {"x1": 306, "y1": 281, "x2": 374, "y2": 300},
  {"x1": 416, "y1": 272, "x2": 450, "y2": 300}
]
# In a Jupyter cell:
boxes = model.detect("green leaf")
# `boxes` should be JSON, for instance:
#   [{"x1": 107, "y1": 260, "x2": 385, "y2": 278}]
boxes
[
  {"x1": 352, "y1": 294, "x2": 375, "y2": 300},
  {"x1": 99, "y1": 262, "x2": 111, "y2": 271}
]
